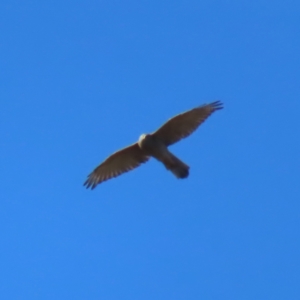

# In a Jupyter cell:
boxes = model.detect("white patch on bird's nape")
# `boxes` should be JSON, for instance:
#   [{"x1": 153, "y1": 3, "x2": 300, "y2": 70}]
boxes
[
  {"x1": 138, "y1": 133, "x2": 151, "y2": 149},
  {"x1": 138, "y1": 133, "x2": 147, "y2": 142}
]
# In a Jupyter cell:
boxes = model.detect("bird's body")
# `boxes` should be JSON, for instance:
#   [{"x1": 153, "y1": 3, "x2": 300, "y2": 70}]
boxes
[
  {"x1": 138, "y1": 134, "x2": 166, "y2": 158},
  {"x1": 138, "y1": 133, "x2": 189, "y2": 178},
  {"x1": 84, "y1": 101, "x2": 223, "y2": 189}
]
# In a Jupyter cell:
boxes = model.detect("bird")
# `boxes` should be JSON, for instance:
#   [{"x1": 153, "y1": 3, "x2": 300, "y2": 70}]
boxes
[{"x1": 84, "y1": 101, "x2": 223, "y2": 189}]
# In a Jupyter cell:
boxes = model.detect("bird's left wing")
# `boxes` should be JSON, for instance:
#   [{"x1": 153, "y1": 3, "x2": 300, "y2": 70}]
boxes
[
  {"x1": 152, "y1": 101, "x2": 223, "y2": 146},
  {"x1": 84, "y1": 143, "x2": 150, "y2": 189}
]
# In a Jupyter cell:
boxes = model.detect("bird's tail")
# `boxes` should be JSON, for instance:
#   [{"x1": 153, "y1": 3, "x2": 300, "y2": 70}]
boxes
[{"x1": 163, "y1": 152, "x2": 189, "y2": 179}]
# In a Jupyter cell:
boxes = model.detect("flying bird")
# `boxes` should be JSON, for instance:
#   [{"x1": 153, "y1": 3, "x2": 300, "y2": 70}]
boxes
[{"x1": 84, "y1": 101, "x2": 223, "y2": 189}]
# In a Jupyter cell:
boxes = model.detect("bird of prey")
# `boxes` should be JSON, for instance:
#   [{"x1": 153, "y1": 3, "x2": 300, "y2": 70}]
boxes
[{"x1": 84, "y1": 101, "x2": 223, "y2": 189}]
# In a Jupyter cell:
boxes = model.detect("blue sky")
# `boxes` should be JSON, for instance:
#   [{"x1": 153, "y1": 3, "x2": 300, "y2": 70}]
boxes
[{"x1": 1, "y1": 0, "x2": 300, "y2": 299}]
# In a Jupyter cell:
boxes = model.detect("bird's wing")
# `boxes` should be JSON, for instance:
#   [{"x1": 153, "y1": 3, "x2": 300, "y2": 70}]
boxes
[
  {"x1": 84, "y1": 143, "x2": 150, "y2": 189},
  {"x1": 152, "y1": 101, "x2": 223, "y2": 146}
]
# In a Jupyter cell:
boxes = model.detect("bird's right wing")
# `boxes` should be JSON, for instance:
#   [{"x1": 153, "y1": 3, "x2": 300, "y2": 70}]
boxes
[
  {"x1": 84, "y1": 143, "x2": 150, "y2": 189},
  {"x1": 152, "y1": 101, "x2": 223, "y2": 146}
]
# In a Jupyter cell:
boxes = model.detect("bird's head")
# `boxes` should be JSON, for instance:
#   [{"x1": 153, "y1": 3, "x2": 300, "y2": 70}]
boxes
[
  {"x1": 138, "y1": 133, "x2": 150, "y2": 142},
  {"x1": 138, "y1": 133, "x2": 152, "y2": 149}
]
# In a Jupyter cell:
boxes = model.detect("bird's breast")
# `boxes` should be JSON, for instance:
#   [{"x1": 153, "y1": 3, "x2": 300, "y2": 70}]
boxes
[{"x1": 138, "y1": 134, "x2": 167, "y2": 158}]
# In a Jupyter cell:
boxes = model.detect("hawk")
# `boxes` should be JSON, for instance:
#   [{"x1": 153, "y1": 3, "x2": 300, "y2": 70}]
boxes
[{"x1": 84, "y1": 101, "x2": 223, "y2": 189}]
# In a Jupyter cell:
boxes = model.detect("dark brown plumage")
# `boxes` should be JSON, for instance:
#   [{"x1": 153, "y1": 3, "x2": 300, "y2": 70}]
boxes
[{"x1": 84, "y1": 101, "x2": 223, "y2": 189}]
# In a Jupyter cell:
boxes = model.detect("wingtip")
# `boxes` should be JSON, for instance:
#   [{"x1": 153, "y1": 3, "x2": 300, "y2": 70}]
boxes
[
  {"x1": 83, "y1": 178, "x2": 94, "y2": 190},
  {"x1": 210, "y1": 100, "x2": 224, "y2": 110}
]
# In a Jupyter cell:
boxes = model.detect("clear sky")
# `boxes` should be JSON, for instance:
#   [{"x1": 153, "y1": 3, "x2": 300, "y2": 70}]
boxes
[{"x1": 1, "y1": 1, "x2": 300, "y2": 299}]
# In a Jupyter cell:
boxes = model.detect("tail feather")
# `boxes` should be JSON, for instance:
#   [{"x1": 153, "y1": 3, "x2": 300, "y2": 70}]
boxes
[{"x1": 163, "y1": 152, "x2": 189, "y2": 179}]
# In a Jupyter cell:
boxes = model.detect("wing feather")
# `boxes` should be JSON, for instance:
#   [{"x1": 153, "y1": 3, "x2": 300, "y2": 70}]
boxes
[
  {"x1": 152, "y1": 101, "x2": 223, "y2": 146},
  {"x1": 84, "y1": 143, "x2": 149, "y2": 189}
]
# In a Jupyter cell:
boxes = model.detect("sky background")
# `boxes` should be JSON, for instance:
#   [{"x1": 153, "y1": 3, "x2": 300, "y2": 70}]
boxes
[{"x1": 1, "y1": 0, "x2": 300, "y2": 299}]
